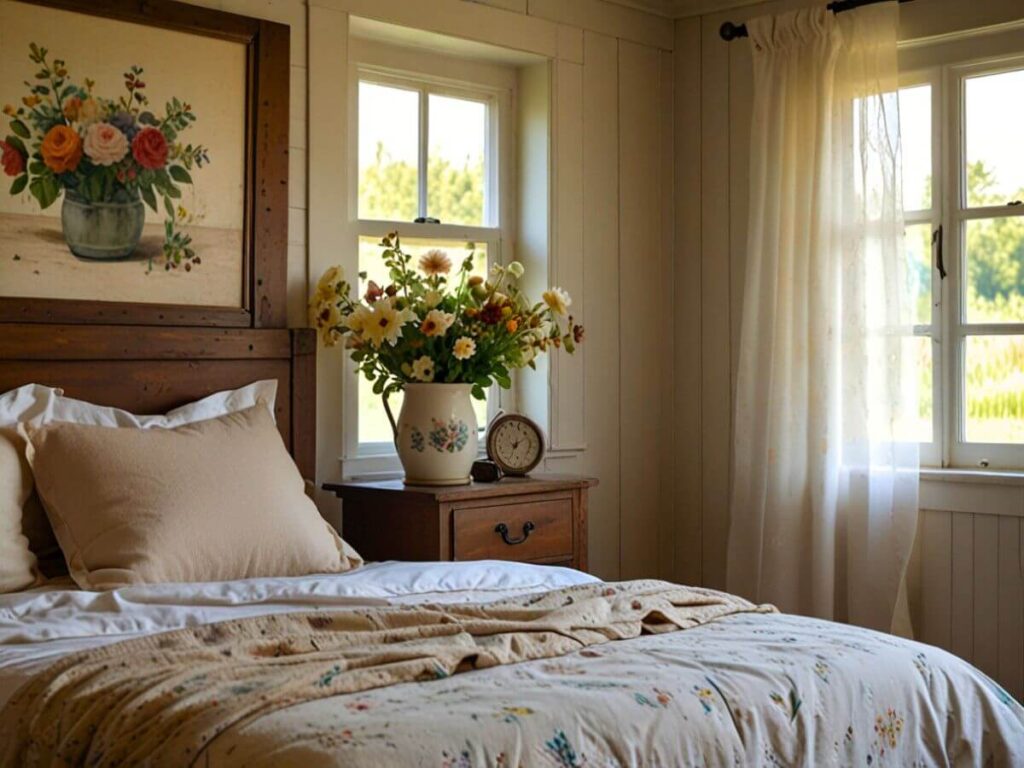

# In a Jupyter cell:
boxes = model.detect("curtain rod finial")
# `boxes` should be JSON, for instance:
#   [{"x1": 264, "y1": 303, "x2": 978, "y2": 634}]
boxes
[{"x1": 720, "y1": 21, "x2": 748, "y2": 41}]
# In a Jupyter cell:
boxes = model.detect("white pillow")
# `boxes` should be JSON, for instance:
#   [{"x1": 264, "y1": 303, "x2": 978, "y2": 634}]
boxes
[{"x1": 0, "y1": 380, "x2": 278, "y2": 585}]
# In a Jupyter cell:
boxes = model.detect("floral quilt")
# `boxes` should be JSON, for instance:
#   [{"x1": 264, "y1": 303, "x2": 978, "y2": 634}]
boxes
[{"x1": 208, "y1": 612, "x2": 1024, "y2": 767}]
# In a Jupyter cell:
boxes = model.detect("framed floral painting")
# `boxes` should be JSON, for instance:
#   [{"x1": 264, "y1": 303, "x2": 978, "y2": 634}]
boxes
[{"x1": 0, "y1": 0, "x2": 289, "y2": 327}]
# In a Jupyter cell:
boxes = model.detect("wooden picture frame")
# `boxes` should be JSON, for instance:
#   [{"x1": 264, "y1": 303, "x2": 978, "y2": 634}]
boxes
[{"x1": 0, "y1": 0, "x2": 289, "y2": 328}]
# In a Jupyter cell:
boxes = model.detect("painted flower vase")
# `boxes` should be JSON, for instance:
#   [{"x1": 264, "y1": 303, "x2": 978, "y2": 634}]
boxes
[
  {"x1": 384, "y1": 383, "x2": 477, "y2": 486},
  {"x1": 61, "y1": 193, "x2": 145, "y2": 260}
]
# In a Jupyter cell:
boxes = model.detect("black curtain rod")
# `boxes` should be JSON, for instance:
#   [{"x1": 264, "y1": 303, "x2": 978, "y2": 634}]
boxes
[{"x1": 719, "y1": 0, "x2": 913, "y2": 41}]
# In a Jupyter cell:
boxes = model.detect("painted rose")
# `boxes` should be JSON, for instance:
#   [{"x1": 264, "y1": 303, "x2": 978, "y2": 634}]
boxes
[
  {"x1": 131, "y1": 127, "x2": 168, "y2": 169},
  {"x1": 77, "y1": 97, "x2": 102, "y2": 125},
  {"x1": 83, "y1": 122, "x2": 129, "y2": 166},
  {"x1": 0, "y1": 140, "x2": 24, "y2": 177},
  {"x1": 40, "y1": 125, "x2": 82, "y2": 173}
]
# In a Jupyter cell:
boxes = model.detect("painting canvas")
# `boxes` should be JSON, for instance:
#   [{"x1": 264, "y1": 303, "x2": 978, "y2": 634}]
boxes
[{"x1": 0, "y1": 0, "x2": 247, "y2": 308}]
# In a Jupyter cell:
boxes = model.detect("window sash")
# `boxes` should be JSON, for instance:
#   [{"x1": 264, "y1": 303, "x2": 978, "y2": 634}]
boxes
[{"x1": 356, "y1": 68, "x2": 501, "y2": 229}]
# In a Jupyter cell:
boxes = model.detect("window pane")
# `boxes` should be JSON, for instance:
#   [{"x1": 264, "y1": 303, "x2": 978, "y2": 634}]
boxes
[
  {"x1": 964, "y1": 217, "x2": 1024, "y2": 324},
  {"x1": 357, "y1": 236, "x2": 489, "y2": 445},
  {"x1": 965, "y1": 69, "x2": 1024, "y2": 208},
  {"x1": 899, "y1": 85, "x2": 932, "y2": 212},
  {"x1": 358, "y1": 82, "x2": 419, "y2": 221},
  {"x1": 427, "y1": 94, "x2": 487, "y2": 226},
  {"x1": 905, "y1": 223, "x2": 933, "y2": 325},
  {"x1": 964, "y1": 335, "x2": 1024, "y2": 444}
]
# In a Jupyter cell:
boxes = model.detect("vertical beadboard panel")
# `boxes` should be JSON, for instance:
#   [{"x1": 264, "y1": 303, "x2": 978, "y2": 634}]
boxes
[
  {"x1": 698, "y1": 14, "x2": 732, "y2": 590},
  {"x1": 919, "y1": 509, "x2": 952, "y2": 649},
  {"x1": 581, "y1": 30, "x2": 621, "y2": 581},
  {"x1": 657, "y1": 47, "x2": 676, "y2": 581},
  {"x1": 672, "y1": 16, "x2": 703, "y2": 588},
  {"x1": 551, "y1": 59, "x2": 586, "y2": 451},
  {"x1": 950, "y1": 512, "x2": 975, "y2": 661},
  {"x1": 618, "y1": 39, "x2": 665, "y2": 578},
  {"x1": 973, "y1": 515, "x2": 1000, "y2": 680},
  {"x1": 997, "y1": 516, "x2": 1023, "y2": 701}
]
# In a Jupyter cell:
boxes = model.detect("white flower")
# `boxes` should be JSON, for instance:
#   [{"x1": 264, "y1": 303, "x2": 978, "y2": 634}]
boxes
[
  {"x1": 421, "y1": 309, "x2": 455, "y2": 338},
  {"x1": 411, "y1": 355, "x2": 435, "y2": 382},
  {"x1": 507, "y1": 261, "x2": 525, "y2": 279},
  {"x1": 362, "y1": 299, "x2": 414, "y2": 348},
  {"x1": 453, "y1": 336, "x2": 477, "y2": 360},
  {"x1": 542, "y1": 287, "x2": 571, "y2": 316},
  {"x1": 423, "y1": 290, "x2": 442, "y2": 309},
  {"x1": 342, "y1": 304, "x2": 371, "y2": 333}
]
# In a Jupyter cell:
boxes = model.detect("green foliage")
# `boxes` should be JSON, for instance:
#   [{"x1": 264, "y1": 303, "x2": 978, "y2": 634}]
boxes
[{"x1": 358, "y1": 142, "x2": 484, "y2": 225}]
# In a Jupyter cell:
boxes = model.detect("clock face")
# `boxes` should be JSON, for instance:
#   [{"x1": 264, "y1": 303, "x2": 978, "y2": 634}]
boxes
[{"x1": 488, "y1": 416, "x2": 543, "y2": 475}]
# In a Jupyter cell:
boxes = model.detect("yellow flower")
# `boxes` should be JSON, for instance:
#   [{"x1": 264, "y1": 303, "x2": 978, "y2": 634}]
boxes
[
  {"x1": 310, "y1": 301, "x2": 342, "y2": 346},
  {"x1": 22, "y1": 95, "x2": 41, "y2": 108},
  {"x1": 418, "y1": 249, "x2": 451, "y2": 276},
  {"x1": 423, "y1": 290, "x2": 442, "y2": 309},
  {"x1": 316, "y1": 265, "x2": 344, "y2": 300},
  {"x1": 542, "y1": 287, "x2": 571, "y2": 316},
  {"x1": 507, "y1": 261, "x2": 525, "y2": 279},
  {"x1": 453, "y1": 337, "x2": 476, "y2": 360},
  {"x1": 77, "y1": 97, "x2": 102, "y2": 125},
  {"x1": 362, "y1": 299, "x2": 414, "y2": 348},
  {"x1": 421, "y1": 309, "x2": 454, "y2": 338},
  {"x1": 411, "y1": 355, "x2": 435, "y2": 382},
  {"x1": 3, "y1": 105, "x2": 16, "y2": 117}
]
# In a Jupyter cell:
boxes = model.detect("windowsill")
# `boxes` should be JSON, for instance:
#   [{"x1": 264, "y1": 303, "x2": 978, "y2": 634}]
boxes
[
  {"x1": 920, "y1": 467, "x2": 1024, "y2": 486},
  {"x1": 919, "y1": 467, "x2": 1024, "y2": 518}
]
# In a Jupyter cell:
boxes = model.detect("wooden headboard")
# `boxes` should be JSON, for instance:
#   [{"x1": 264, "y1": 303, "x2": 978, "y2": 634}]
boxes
[{"x1": 0, "y1": 324, "x2": 316, "y2": 480}]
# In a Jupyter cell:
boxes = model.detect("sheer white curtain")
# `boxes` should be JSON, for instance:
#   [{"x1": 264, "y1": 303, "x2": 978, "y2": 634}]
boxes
[{"x1": 728, "y1": 2, "x2": 919, "y2": 633}]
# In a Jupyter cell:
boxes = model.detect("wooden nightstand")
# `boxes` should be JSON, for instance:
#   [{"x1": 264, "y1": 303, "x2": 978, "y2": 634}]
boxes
[{"x1": 323, "y1": 474, "x2": 596, "y2": 571}]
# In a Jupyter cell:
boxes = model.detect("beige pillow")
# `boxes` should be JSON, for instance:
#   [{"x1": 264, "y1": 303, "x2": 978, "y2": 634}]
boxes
[
  {"x1": 24, "y1": 405, "x2": 357, "y2": 590},
  {"x1": 0, "y1": 428, "x2": 39, "y2": 592}
]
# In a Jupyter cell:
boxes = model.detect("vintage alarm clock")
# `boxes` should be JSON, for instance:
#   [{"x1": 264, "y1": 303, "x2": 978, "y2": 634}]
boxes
[{"x1": 485, "y1": 413, "x2": 545, "y2": 477}]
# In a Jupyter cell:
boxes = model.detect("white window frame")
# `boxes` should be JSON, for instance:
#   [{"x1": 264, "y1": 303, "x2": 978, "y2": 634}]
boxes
[
  {"x1": 901, "y1": 51, "x2": 1024, "y2": 470},
  {"x1": 343, "y1": 38, "x2": 517, "y2": 469}
]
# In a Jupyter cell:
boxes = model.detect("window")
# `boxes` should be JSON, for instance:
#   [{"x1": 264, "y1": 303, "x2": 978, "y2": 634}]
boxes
[
  {"x1": 347, "y1": 48, "x2": 514, "y2": 461},
  {"x1": 900, "y1": 58, "x2": 1024, "y2": 468}
]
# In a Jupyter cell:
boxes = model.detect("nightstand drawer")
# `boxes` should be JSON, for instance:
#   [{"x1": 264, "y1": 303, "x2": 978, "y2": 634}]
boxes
[{"x1": 453, "y1": 497, "x2": 573, "y2": 562}]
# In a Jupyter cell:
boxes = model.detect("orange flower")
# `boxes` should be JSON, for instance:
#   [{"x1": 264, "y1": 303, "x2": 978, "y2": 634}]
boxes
[
  {"x1": 40, "y1": 125, "x2": 82, "y2": 173},
  {"x1": 505, "y1": 318, "x2": 519, "y2": 333}
]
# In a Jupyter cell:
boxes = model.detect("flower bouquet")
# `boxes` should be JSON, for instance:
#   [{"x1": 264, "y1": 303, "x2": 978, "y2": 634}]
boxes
[
  {"x1": 1, "y1": 43, "x2": 208, "y2": 268},
  {"x1": 311, "y1": 233, "x2": 584, "y2": 484}
]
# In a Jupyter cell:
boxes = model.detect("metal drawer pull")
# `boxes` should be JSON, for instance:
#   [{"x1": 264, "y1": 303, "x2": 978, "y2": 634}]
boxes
[{"x1": 495, "y1": 521, "x2": 535, "y2": 546}]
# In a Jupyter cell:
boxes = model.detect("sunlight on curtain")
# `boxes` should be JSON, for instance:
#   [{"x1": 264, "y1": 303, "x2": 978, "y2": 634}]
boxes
[{"x1": 728, "y1": 2, "x2": 919, "y2": 633}]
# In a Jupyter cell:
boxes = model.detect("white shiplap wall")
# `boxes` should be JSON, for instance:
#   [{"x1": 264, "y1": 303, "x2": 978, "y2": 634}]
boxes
[{"x1": 184, "y1": 0, "x2": 679, "y2": 582}]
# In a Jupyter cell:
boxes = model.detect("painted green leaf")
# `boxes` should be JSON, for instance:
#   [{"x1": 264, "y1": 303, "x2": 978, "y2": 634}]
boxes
[
  {"x1": 9, "y1": 174, "x2": 27, "y2": 195},
  {"x1": 164, "y1": 195, "x2": 175, "y2": 219},
  {"x1": 4, "y1": 135, "x2": 27, "y2": 156},
  {"x1": 9, "y1": 120, "x2": 30, "y2": 139},
  {"x1": 140, "y1": 185, "x2": 158, "y2": 212},
  {"x1": 28, "y1": 175, "x2": 59, "y2": 209},
  {"x1": 168, "y1": 166, "x2": 192, "y2": 184}
]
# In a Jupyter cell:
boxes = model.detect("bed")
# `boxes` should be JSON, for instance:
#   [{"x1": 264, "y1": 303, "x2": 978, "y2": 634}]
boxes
[{"x1": 1, "y1": 324, "x2": 1022, "y2": 766}]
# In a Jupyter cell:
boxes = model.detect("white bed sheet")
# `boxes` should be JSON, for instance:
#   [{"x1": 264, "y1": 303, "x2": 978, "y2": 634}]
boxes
[{"x1": 0, "y1": 560, "x2": 598, "y2": 707}]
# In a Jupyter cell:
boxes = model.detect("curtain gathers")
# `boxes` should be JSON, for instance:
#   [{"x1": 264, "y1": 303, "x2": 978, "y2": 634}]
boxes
[{"x1": 728, "y1": 2, "x2": 919, "y2": 633}]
